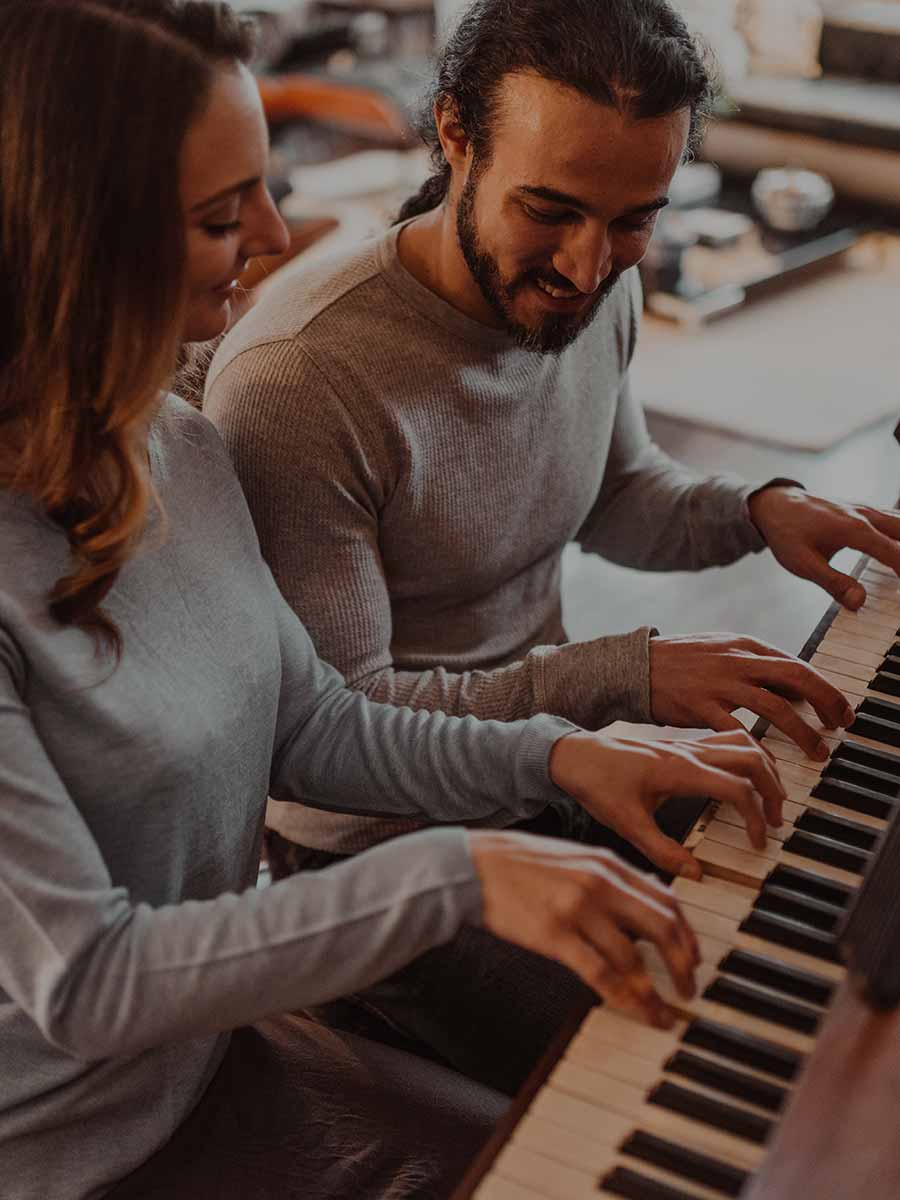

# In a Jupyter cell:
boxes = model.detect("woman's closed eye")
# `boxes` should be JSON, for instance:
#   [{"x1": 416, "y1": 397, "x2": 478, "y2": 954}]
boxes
[{"x1": 204, "y1": 220, "x2": 241, "y2": 238}]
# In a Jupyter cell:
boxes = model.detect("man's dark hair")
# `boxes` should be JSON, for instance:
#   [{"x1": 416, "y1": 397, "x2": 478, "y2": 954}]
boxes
[{"x1": 396, "y1": 0, "x2": 717, "y2": 223}]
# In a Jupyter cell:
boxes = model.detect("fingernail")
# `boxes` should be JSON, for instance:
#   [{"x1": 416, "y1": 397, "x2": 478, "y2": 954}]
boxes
[
  {"x1": 843, "y1": 708, "x2": 856, "y2": 727},
  {"x1": 680, "y1": 862, "x2": 702, "y2": 881},
  {"x1": 815, "y1": 742, "x2": 830, "y2": 761}
]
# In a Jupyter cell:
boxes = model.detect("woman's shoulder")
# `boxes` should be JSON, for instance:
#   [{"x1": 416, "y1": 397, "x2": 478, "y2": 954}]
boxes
[{"x1": 152, "y1": 391, "x2": 239, "y2": 481}]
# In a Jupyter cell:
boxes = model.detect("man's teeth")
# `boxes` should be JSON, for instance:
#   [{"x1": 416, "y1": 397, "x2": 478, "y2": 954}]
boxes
[{"x1": 536, "y1": 279, "x2": 577, "y2": 299}]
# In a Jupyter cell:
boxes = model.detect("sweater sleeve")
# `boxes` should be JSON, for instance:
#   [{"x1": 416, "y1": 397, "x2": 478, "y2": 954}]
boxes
[
  {"x1": 575, "y1": 375, "x2": 769, "y2": 570},
  {"x1": 0, "y1": 635, "x2": 486, "y2": 1062},
  {"x1": 206, "y1": 342, "x2": 660, "y2": 728},
  {"x1": 575, "y1": 272, "x2": 770, "y2": 570},
  {"x1": 264, "y1": 560, "x2": 576, "y2": 821}
]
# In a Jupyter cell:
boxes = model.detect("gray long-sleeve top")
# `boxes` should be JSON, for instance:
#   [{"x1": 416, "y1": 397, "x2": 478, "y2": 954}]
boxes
[
  {"x1": 0, "y1": 396, "x2": 574, "y2": 1200},
  {"x1": 204, "y1": 223, "x2": 768, "y2": 853}
]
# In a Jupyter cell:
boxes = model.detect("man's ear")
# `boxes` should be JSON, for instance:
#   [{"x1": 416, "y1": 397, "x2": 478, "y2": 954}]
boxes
[{"x1": 434, "y1": 97, "x2": 471, "y2": 173}]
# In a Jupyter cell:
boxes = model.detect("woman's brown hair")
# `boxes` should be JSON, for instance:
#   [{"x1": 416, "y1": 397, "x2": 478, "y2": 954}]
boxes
[{"x1": 0, "y1": 0, "x2": 254, "y2": 656}]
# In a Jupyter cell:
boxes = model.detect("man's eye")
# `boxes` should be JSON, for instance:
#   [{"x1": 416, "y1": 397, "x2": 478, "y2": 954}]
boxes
[
  {"x1": 619, "y1": 215, "x2": 656, "y2": 233},
  {"x1": 205, "y1": 221, "x2": 241, "y2": 238},
  {"x1": 522, "y1": 204, "x2": 571, "y2": 225}
]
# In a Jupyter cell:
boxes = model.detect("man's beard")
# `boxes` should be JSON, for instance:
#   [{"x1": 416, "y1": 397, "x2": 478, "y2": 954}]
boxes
[{"x1": 455, "y1": 170, "x2": 619, "y2": 355}]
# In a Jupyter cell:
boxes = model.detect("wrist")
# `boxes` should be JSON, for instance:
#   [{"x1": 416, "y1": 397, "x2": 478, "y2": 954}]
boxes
[{"x1": 747, "y1": 479, "x2": 806, "y2": 540}]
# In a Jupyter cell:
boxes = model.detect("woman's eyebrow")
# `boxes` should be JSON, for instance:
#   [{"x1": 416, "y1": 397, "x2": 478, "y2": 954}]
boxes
[{"x1": 191, "y1": 176, "x2": 260, "y2": 213}]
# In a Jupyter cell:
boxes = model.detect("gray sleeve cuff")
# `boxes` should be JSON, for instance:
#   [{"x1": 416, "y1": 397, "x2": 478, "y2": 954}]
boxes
[
  {"x1": 530, "y1": 626, "x2": 658, "y2": 729},
  {"x1": 513, "y1": 711, "x2": 583, "y2": 812}
]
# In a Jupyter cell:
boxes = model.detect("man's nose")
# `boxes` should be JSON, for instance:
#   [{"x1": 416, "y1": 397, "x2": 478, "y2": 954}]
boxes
[{"x1": 552, "y1": 225, "x2": 613, "y2": 296}]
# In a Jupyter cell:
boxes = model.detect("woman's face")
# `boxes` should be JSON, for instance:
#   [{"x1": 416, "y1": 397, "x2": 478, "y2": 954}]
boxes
[{"x1": 180, "y1": 63, "x2": 288, "y2": 343}]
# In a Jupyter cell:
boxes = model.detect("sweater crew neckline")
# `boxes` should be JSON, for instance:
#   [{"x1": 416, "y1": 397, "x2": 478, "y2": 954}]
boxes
[{"x1": 377, "y1": 219, "x2": 522, "y2": 354}]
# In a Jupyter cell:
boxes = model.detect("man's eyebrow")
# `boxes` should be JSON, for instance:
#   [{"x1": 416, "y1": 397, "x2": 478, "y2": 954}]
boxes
[
  {"x1": 516, "y1": 185, "x2": 670, "y2": 217},
  {"x1": 191, "y1": 176, "x2": 260, "y2": 213}
]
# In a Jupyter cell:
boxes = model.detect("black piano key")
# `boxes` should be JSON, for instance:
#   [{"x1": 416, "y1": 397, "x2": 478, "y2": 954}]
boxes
[
  {"x1": 851, "y1": 698, "x2": 900, "y2": 749},
  {"x1": 648, "y1": 1080, "x2": 773, "y2": 1145},
  {"x1": 824, "y1": 757, "x2": 900, "y2": 796},
  {"x1": 602, "y1": 1165, "x2": 705, "y2": 1200},
  {"x1": 620, "y1": 1130, "x2": 750, "y2": 1197},
  {"x1": 823, "y1": 753, "x2": 900, "y2": 792},
  {"x1": 682, "y1": 1018, "x2": 802, "y2": 1081},
  {"x1": 755, "y1": 885, "x2": 843, "y2": 933},
  {"x1": 718, "y1": 949, "x2": 834, "y2": 1008},
  {"x1": 765, "y1": 865, "x2": 853, "y2": 909},
  {"x1": 873, "y1": 670, "x2": 900, "y2": 700},
  {"x1": 739, "y1": 910, "x2": 842, "y2": 964},
  {"x1": 782, "y1": 830, "x2": 870, "y2": 875},
  {"x1": 664, "y1": 1048, "x2": 788, "y2": 1114},
  {"x1": 793, "y1": 810, "x2": 879, "y2": 852},
  {"x1": 703, "y1": 977, "x2": 820, "y2": 1036},
  {"x1": 832, "y1": 738, "x2": 900, "y2": 779},
  {"x1": 811, "y1": 776, "x2": 894, "y2": 820}
]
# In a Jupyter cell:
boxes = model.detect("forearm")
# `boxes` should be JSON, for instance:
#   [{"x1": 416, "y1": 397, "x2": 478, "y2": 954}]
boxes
[
  {"x1": 352, "y1": 627, "x2": 655, "y2": 728},
  {"x1": 35, "y1": 829, "x2": 482, "y2": 1060},
  {"x1": 272, "y1": 668, "x2": 572, "y2": 823},
  {"x1": 579, "y1": 444, "x2": 767, "y2": 571}
]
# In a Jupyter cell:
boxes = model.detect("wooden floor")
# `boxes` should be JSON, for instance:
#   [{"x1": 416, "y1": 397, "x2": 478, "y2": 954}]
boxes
[{"x1": 562, "y1": 408, "x2": 900, "y2": 670}]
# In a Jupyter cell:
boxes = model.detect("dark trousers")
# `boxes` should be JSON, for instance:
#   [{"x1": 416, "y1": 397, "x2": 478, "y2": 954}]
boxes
[
  {"x1": 267, "y1": 797, "x2": 703, "y2": 1097},
  {"x1": 107, "y1": 1013, "x2": 506, "y2": 1200}
]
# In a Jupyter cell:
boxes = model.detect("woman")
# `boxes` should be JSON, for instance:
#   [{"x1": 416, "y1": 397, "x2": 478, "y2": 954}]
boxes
[{"x1": 0, "y1": 3, "x2": 785, "y2": 1198}]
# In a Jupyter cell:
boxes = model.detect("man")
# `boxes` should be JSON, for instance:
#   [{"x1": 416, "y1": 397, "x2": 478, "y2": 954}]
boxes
[{"x1": 205, "y1": 0, "x2": 898, "y2": 1092}]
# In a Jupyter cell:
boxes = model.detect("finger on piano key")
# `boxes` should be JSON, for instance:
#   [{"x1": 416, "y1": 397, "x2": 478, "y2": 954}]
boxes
[
  {"x1": 719, "y1": 786, "x2": 887, "y2": 833},
  {"x1": 853, "y1": 592, "x2": 900, "y2": 619},
  {"x1": 510, "y1": 1119, "x2": 744, "y2": 1200},
  {"x1": 691, "y1": 819, "x2": 862, "y2": 892},
  {"x1": 641, "y1": 946, "x2": 821, "y2": 1045},
  {"x1": 545, "y1": 1061, "x2": 766, "y2": 1170},
  {"x1": 716, "y1": 799, "x2": 884, "y2": 856},
  {"x1": 808, "y1": 663, "x2": 900, "y2": 710},
  {"x1": 834, "y1": 597, "x2": 900, "y2": 630},
  {"x1": 636, "y1": 955, "x2": 816, "y2": 1057}
]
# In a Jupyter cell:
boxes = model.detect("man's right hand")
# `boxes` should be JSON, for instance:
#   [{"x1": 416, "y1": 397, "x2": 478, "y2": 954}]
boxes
[
  {"x1": 649, "y1": 633, "x2": 856, "y2": 761},
  {"x1": 469, "y1": 830, "x2": 698, "y2": 1029}
]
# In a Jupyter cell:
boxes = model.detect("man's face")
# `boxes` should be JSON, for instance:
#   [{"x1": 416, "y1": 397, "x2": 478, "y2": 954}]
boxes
[{"x1": 452, "y1": 73, "x2": 690, "y2": 353}]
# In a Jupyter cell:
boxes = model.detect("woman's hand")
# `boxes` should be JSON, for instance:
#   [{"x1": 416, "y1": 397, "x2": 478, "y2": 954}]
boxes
[
  {"x1": 469, "y1": 830, "x2": 698, "y2": 1029},
  {"x1": 548, "y1": 728, "x2": 786, "y2": 880}
]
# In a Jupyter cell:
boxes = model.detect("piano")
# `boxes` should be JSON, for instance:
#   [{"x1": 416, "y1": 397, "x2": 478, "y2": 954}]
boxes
[{"x1": 453, "y1": 555, "x2": 900, "y2": 1200}]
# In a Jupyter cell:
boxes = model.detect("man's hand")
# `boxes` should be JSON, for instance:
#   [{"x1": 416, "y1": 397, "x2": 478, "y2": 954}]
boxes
[
  {"x1": 548, "y1": 728, "x2": 786, "y2": 880},
  {"x1": 749, "y1": 486, "x2": 900, "y2": 610},
  {"x1": 649, "y1": 633, "x2": 856, "y2": 761},
  {"x1": 469, "y1": 830, "x2": 699, "y2": 1029}
]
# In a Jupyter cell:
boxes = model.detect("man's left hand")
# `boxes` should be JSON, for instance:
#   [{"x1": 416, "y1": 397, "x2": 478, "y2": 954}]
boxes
[{"x1": 748, "y1": 486, "x2": 900, "y2": 609}]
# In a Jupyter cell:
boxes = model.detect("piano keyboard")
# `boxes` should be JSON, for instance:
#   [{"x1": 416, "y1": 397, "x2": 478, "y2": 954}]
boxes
[{"x1": 460, "y1": 560, "x2": 900, "y2": 1200}]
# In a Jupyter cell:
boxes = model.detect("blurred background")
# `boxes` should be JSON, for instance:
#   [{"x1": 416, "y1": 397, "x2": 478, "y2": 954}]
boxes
[{"x1": 229, "y1": 0, "x2": 900, "y2": 688}]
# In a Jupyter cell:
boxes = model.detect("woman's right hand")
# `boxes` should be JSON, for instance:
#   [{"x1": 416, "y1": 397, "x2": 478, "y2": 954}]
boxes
[
  {"x1": 549, "y1": 728, "x2": 786, "y2": 881},
  {"x1": 468, "y1": 830, "x2": 699, "y2": 1029}
]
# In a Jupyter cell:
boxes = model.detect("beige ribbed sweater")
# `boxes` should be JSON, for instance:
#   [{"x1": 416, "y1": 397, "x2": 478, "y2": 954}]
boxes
[{"x1": 205, "y1": 222, "x2": 766, "y2": 853}]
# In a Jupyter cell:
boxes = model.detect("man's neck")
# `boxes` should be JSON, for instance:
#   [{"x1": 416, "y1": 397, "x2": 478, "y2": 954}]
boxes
[{"x1": 397, "y1": 205, "x2": 503, "y2": 330}]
